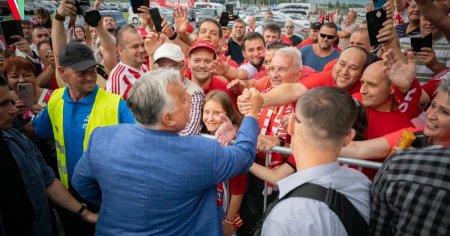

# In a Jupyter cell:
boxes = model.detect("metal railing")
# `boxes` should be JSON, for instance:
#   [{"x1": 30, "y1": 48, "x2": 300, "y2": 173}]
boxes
[{"x1": 201, "y1": 134, "x2": 382, "y2": 211}]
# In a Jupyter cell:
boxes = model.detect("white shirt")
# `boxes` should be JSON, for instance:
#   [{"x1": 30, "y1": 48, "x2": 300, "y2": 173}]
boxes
[
  {"x1": 106, "y1": 61, "x2": 148, "y2": 99},
  {"x1": 262, "y1": 161, "x2": 371, "y2": 236}
]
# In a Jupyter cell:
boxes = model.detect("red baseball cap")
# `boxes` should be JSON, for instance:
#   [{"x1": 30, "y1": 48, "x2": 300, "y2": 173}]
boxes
[{"x1": 188, "y1": 40, "x2": 217, "y2": 59}]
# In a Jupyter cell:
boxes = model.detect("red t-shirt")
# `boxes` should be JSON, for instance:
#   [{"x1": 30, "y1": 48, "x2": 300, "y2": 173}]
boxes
[
  {"x1": 365, "y1": 108, "x2": 415, "y2": 140},
  {"x1": 216, "y1": 174, "x2": 247, "y2": 206},
  {"x1": 300, "y1": 70, "x2": 362, "y2": 101},
  {"x1": 280, "y1": 35, "x2": 294, "y2": 46},
  {"x1": 203, "y1": 76, "x2": 237, "y2": 104},
  {"x1": 296, "y1": 38, "x2": 313, "y2": 49}
]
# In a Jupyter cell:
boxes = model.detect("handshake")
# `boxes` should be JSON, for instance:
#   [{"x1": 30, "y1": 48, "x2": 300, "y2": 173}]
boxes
[{"x1": 237, "y1": 88, "x2": 263, "y2": 118}]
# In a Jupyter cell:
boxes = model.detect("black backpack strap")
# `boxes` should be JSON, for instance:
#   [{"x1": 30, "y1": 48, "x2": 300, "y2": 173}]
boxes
[{"x1": 283, "y1": 183, "x2": 368, "y2": 236}]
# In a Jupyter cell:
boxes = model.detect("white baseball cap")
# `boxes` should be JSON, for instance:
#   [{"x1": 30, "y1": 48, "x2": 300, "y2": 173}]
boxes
[{"x1": 153, "y1": 43, "x2": 184, "y2": 63}]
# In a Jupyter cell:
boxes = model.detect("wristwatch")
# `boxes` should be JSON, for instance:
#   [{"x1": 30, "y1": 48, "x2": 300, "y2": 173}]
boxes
[
  {"x1": 78, "y1": 203, "x2": 87, "y2": 215},
  {"x1": 54, "y1": 12, "x2": 66, "y2": 22}
]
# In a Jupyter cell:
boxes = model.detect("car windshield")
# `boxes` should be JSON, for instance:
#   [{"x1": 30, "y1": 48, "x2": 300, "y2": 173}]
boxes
[{"x1": 200, "y1": 9, "x2": 216, "y2": 14}]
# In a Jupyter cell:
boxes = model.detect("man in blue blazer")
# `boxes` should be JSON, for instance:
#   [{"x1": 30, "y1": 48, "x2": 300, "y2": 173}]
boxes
[{"x1": 72, "y1": 69, "x2": 263, "y2": 235}]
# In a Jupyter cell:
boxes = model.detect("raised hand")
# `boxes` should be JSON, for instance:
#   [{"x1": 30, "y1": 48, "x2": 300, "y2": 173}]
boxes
[
  {"x1": 377, "y1": 19, "x2": 396, "y2": 46},
  {"x1": 226, "y1": 79, "x2": 247, "y2": 95},
  {"x1": 215, "y1": 113, "x2": 236, "y2": 146},
  {"x1": 383, "y1": 49, "x2": 416, "y2": 91},
  {"x1": 210, "y1": 56, "x2": 231, "y2": 76},
  {"x1": 173, "y1": 6, "x2": 188, "y2": 35},
  {"x1": 248, "y1": 88, "x2": 263, "y2": 116},
  {"x1": 160, "y1": 18, "x2": 175, "y2": 39},
  {"x1": 257, "y1": 135, "x2": 279, "y2": 152},
  {"x1": 383, "y1": 0, "x2": 394, "y2": 19},
  {"x1": 237, "y1": 88, "x2": 252, "y2": 115},
  {"x1": 137, "y1": 6, "x2": 153, "y2": 28},
  {"x1": 145, "y1": 32, "x2": 165, "y2": 57},
  {"x1": 12, "y1": 35, "x2": 33, "y2": 56},
  {"x1": 57, "y1": 0, "x2": 77, "y2": 17},
  {"x1": 415, "y1": 47, "x2": 438, "y2": 67}
]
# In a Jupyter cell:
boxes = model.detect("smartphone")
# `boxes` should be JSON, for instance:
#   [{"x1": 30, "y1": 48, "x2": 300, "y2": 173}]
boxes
[
  {"x1": 411, "y1": 33, "x2": 432, "y2": 52},
  {"x1": 366, "y1": 8, "x2": 386, "y2": 46},
  {"x1": 131, "y1": 0, "x2": 150, "y2": 14},
  {"x1": 226, "y1": 4, "x2": 234, "y2": 15},
  {"x1": 49, "y1": 37, "x2": 53, "y2": 50},
  {"x1": 0, "y1": 20, "x2": 24, "y2": 45},
  {"x1": 149, "y1": 8, "x2": 163, "y2": 32},
  {"x1": 17, "y1": 83, "x2": 35, "y2": 109},
  {"x1": 373, "y1": 0, "x2": 386, "y2": 10}
]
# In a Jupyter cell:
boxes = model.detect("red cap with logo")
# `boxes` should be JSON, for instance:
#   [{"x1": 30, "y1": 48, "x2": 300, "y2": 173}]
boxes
[{"x1": 188, "y1": 40, "x2": 217, "y2": 59}]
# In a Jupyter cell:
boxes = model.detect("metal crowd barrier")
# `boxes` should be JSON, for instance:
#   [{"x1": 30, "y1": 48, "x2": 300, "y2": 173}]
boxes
[{"x1": 201, "y1": 134, "x2": 382, "y2": 211}]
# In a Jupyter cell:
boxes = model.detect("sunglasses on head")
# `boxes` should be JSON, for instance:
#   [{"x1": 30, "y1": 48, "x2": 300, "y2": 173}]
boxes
[{"x1": 320, "y1": 33, "x2": 335, "y2": 39}]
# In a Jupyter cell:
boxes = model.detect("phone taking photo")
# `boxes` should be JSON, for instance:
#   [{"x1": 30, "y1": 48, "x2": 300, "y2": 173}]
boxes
[
  {"x1": 131, "y1": 0, "x2": 150, "y2": 14},
  {"x1": 17, "y1": 83, "x2": 35, "y2": 109},
  {"x1": 149, "y1": 8, "x2": 163, "y2": 32},
  {"x1": 366, "y1": 8, "x2": 387, "y2": 46},
  {"x1": 0, "y1": 20, "x2": 24, "y2": 45},
  {"x1": 411, "y1": 33, "x2": 432, "y2": 52}
]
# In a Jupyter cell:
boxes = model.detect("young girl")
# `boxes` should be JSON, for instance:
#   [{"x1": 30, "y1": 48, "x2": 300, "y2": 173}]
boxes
[
  {"x1": 34, "y1": 8, "x2": 52, "y2": 29},
  {"x1": 202, "y1": 91, "x2": 245, "y2": 235}
]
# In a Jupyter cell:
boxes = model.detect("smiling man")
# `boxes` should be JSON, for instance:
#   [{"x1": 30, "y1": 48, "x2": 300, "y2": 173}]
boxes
[
  {"x1": 240, "y1": 46, "x2": 369, "y2": 111},
  {"x1": 189, "y1": 41, "x2": 237, "y2": 102},
  {"x1": 106, "y1": 25, "x2": 148, "y2": 100},
  {"x1": 300, "y1": 22, "x2": 340, "y2": 72}
]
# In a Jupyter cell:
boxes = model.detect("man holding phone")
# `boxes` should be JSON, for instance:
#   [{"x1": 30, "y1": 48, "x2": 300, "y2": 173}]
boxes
[{"x1": 400, "y1": 14, "x2": 450, "y2": 83}]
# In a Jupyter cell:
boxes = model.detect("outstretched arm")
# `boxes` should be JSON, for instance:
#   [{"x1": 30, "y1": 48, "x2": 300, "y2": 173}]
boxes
[
  {"x1": 340, "y1": 137, "x2": 391, "y2": 159},
  {"x1": 249, "y1": 162, "x2": 295, "y2": 185}
]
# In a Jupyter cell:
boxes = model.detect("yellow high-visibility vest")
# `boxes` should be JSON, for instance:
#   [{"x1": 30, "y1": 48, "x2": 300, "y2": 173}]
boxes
[{"x1": 47, "y1": 87, "x2": 120, "y2": 188}]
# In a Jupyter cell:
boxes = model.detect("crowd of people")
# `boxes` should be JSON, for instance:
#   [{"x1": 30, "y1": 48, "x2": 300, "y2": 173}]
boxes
[{"x1": 1, "y1": 0, "x2": 450, "y2": 235}]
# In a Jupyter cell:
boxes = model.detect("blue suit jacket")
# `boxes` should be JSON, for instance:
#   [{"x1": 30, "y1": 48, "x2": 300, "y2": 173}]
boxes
[{"x1": 72, "y1": 116, "x2": 258, "y2": 235}]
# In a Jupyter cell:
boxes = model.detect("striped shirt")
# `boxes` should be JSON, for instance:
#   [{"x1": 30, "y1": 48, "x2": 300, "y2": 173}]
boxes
[
  {"x1": 370, "y1": 148, "x2": 450, "y2": 236},
  {"x1": 400, "y1": 36, "x2": 450, "y2": 84},
  {"x1": 106, "y1": 62, "x2": 149, "y2": 100}
]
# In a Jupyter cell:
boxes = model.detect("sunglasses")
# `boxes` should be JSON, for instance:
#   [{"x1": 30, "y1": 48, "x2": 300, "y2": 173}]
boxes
[
  {"x1": 320, "y1": 33, "x2": 335, "y2": 39},
  {"x1": 285, "y1": 26, "x2": 294, "y2": 29}
]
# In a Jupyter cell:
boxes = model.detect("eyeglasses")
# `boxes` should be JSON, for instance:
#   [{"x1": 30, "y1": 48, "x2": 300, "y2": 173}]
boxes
[
  {"x1": 159, "y1": 62, "x2": 185, "y2": 70},
  {"x1": 320, "y1": 33, "x2": 335, "y2": 40},
  {"x1": 285, "y1": 26, "x2": 294, "y2": 29}
]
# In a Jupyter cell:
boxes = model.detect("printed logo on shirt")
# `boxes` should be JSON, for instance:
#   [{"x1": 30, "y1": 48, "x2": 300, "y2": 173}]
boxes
[{"x1": 82, "y1": 115, "x2": 90, "y2": 129}]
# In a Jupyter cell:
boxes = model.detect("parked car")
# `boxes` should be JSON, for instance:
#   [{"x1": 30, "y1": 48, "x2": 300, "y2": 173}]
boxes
[
  {"x1": 119, "y1": 2, "x2": 129, "y2": 12},
  {"x1": 104, "y1": 2, "x2": 121, "y2": 11},
  {"x1": 64, "y1": 10, "x2": 127, "y2": 30},
  {"x1": 244, "y1": 6, "x2": 259, "y2": 15},
  {"x1": 244, "y1": 12, "x2": 309, "y2": 39},
  {"x1": 128, "y1": 7, "x2": 174, "y2": 25},
  {"x1": 188, "y1": 8, "x2": 196, "y2": 21},
  {"x1": 196, "y1": 8, "x2": 218, "y2": 27}
]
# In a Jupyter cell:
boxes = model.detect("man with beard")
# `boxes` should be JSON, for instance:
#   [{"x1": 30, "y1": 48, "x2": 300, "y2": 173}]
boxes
[
  {"x1": 300, "y1": 22, "x2": 340, "y2": 72},
  {"x1": 106, "y1": 25, "x2": 148, "y2": 100},
  {"x1": 227, "y1": 19, "x2": 246, "y2": 64},
  {"x1": 102, "y1": 16, "x2": 116, "y2": 36},
  {"x1": 211, "y1": 32, "x2": 266, "y2": 81}
]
